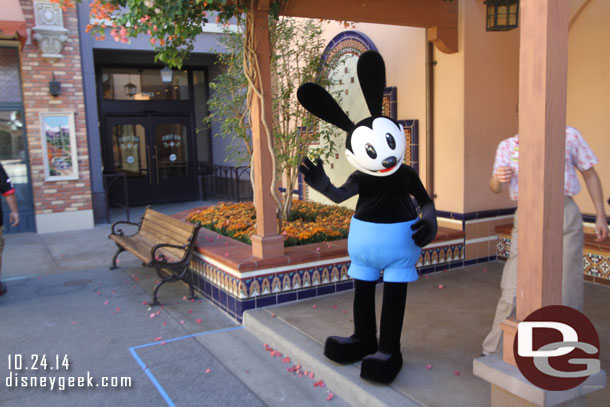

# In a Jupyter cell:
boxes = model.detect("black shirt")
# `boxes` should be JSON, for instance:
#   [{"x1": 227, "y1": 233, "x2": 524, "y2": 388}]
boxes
[
  {"x1": 0, "y1": 163, "x2": 16, "y2": 228},
  {"x1": 320, "y1": 164, "x2": 432, "y2": 223}
]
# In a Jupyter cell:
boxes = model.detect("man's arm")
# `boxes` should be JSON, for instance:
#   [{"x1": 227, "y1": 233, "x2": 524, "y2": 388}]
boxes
[
  {"x1": 5, "y1": 193, "x2": 19, "y2": 227},
  {"x1": 489, "y1": 166, "x2": 514, "y2": 194},
  {"x1": 581, "y1": 167, "x2": 608, "y2": 241}
]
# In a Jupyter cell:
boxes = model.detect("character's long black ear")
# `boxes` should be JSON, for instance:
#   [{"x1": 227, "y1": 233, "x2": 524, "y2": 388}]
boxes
[
  {"x1": 357, "y1": 50, "x2": 386, "y2": 118},
  {"x1": 297, "y1": 82, "x2": 354, "y2": 133}
]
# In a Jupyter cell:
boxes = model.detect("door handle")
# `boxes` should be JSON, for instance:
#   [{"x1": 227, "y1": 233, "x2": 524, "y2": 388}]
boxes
[
  {"x1": 154, "y1": 145, "x2": 160, "y2": 184},
  {"x1": 146, "y1": 146, "x2": 152, "y2": 185}
]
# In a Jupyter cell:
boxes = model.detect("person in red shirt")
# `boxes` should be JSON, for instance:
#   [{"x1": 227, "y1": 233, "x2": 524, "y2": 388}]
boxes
[{"x1": 0, "y1": 162, "x2": 19, "y2": 296}]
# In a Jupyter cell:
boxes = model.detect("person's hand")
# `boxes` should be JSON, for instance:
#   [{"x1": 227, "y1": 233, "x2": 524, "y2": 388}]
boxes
[
  {"x1": 298, "y1": 157, "x2": 330, "y2": 192},
  {"x1": 494, "y1": 166, "x2": 514, "y2": 183},
  {"x1": 594, "y1": 215, "x2": 608, "y2": 242},
  {"x1": 9, "y1": 210, "x2": 19, "y2": 227},
  {"x1": 411, "y1": 203, "x2": 438, "y2": 247}
]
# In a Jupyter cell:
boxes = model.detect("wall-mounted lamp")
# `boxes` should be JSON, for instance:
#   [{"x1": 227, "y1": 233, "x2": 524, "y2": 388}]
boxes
[
  {"x1": 485, "y1": 0, "x2": 519, "y2": 31},
  {"x1": 160, "y1": 66, "x2": 173, "y2": 83},
  {"x1": 49, "y1": 73, "x2": 61, "y2": 97}
]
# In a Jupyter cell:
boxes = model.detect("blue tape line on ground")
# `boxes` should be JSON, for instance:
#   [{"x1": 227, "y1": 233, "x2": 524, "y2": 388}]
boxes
[{"x1": 128, "y1": 325, "x2": 244, "y2": 407}]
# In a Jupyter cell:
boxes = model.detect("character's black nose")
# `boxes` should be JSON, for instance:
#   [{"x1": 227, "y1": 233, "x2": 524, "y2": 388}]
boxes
[{"x1": 382, "y1": 156, "x2": 397, "y2": 168}]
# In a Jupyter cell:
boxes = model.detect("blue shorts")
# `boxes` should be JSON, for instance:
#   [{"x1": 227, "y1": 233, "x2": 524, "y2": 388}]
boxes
[{"x1": 347, "y1": 217, "x2": 422, "y2": 283}]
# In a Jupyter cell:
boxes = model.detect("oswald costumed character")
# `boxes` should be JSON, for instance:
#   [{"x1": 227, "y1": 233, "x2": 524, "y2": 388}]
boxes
[{"x1": 297, "y1": 50, "x2": 437, "y2": 383}]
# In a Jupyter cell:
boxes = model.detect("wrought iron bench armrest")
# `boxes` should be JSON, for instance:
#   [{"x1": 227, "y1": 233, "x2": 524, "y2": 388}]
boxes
[
  {"x1": 149, "y1": 243, "x2": 190, "y2": 266},
  {"x1": 110, "y1": 220, "x2": 142, "y2": 237}
]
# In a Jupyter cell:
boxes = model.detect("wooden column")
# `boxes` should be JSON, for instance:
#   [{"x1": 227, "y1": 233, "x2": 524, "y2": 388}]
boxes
[
  {"x1": 249, "y1": 0, "x2": 285, "y2": 259},
  {"x1": 501, "y1": 0, "x2": 569, "y2": 364}
]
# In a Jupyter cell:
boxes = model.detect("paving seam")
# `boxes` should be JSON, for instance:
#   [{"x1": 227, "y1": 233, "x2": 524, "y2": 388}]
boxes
[
  {"x1": 243, "y1": 309, "x2": 424, "y2": 407},
  {"x1": 128, "y1": 326, "x2": 245, "y2": 407}
]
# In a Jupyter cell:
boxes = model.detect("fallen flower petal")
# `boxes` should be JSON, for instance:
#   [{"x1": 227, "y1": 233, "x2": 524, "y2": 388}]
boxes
[
  {"x1": 162, "y1": 321, "x2": 167, "y2": 326},
  {"x1": 438, "y1": 284, "x2": 444, "y2": 289},
  {"x1": 326, "y1": 393, "x2": 334, "y2": 401},
  {"x1": 188, "y1": 309, "x2": 193, "y2": 314},
  {"x1": 150, "y1": 313, "x2": 156, "y2": 318},
  {"x1": 454, "y1": 370, "x2": 461, "y2": 376},
  {"x1": 281, "y1": 357, "x2": 291, "y2": 364},
  {"x1": 312, "y1": 304, "x2": 317, "y2": 309},
  {"x1": 195, "y1": 318, "x2": 203, "y2": 324},
  {"x1": 314, "y1": 380, "x2": 325, "y2": 387},
  {"x1": 154, "y1": 336, "x2": 162, "y2": 341},
  {"x1": 180, "y1": 320, "x2": 185, "y2": 324},
  {"x1": 115, "y1": 307, "x2": 121, "y2": 312},
  {"x1": 308, "y1": 372, "x2": 314, "y2": 379},
  {"x1": 426, "y1": 364, "x2": 432, "y2": 370},
  {"x1": 205, "y1": 368, "x2": 211, "y2": 374}
]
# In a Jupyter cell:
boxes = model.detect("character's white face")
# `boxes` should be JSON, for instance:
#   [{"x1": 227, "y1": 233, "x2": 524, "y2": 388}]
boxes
[{"x1": 345, "y1": 117, "x2": 405, "y2": 177}]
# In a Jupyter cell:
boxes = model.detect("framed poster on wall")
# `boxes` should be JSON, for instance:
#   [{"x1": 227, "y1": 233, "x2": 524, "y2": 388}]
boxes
[{"x1": 40, "y1": 112, "x2": 79, "y2": 181}]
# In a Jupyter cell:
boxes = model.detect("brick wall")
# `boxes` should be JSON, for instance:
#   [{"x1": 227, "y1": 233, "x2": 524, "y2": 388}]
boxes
[{"x1": 19, "y1": 0, "x2": 92, "y2": 216}]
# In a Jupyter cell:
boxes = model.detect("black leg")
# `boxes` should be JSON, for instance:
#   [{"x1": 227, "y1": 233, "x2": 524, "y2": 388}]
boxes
[
  {"x1": 324, "y1": 279, "x2": 378, "y2": 363},
  {"x1": 110, "y1": 245, "x2": 126, "y2": 270},
  {"x1": 361, "y1": 282, "x2": 408, "y2": 383}
]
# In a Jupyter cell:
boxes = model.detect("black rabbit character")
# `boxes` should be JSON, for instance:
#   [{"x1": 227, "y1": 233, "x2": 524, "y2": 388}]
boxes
[{"x1": 297, "y1": 50, "x2": 437, "y2": 383}]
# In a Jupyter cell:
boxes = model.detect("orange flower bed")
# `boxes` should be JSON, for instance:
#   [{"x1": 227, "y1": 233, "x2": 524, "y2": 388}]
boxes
[{"x1": 186, "y1": 200, "x2": 354, "y2": 247}]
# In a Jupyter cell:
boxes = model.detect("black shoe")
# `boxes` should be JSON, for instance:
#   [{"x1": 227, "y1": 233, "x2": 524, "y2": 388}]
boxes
[
  {"x1": 0, "y1": 282, "x2": 6, "y2": 296},
  {"x1": 360, "y1": 351, "x2": 403, "y2": 383},
  {"x1": 324, "y1": 335, "x2": 377, "y2": 364}
]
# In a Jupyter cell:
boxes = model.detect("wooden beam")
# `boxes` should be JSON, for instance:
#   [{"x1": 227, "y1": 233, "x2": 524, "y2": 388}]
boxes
[
  {"x1": 515, "y1": 0, "x2": 568, "y2": 322},
  {"x1": 281, "y1": 0, "x2": 458, "y2": 53},
  {"x1": 249, "y1": 2, "x2": 285, "y2": 259}
]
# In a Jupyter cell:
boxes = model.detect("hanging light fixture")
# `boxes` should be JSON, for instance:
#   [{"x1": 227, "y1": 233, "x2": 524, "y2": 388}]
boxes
[
  {"x1": 160, "y1": 65, "x2": 173, "y2": 83},
  {"x1": 124, "y1": 72, "x2": 137, "y2": 97},
  {"x1": 485, "y1": 0, "x2": 519, "y2": 32}
]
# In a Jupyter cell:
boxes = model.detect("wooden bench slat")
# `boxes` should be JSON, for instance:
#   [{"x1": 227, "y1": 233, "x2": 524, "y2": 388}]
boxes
[
  {"x1": 139, "y1": 220, "x2": 192, "y2": 244},
  {"x1": 144, "y1": 209, "x2": 194, "y2": 233}
]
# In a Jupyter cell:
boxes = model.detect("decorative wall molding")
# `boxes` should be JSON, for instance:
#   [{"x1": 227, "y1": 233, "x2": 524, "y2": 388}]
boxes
[{"x1": 32, "y1": 1, "x2": 68, "y2": 62}]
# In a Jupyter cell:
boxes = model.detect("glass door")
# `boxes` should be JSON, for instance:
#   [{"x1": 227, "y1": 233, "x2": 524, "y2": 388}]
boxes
[
  {"x1": 105, "y1": 115, "x2": 197, "y2": 206},
  {"x1": 106, "y1": 116, "x2": 154, "y2": 205},
  {"x1": 150, "y1": 116, "x2": 195, "y2": 202}
]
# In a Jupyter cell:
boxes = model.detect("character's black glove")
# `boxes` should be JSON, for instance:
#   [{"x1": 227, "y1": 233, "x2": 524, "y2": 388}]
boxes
[
  {"x1": 298, "y1": 157, "x2": 330, "y2": 192},
  {"x1": 411, "y1": 202, "x2": 438, "y2": 247}
]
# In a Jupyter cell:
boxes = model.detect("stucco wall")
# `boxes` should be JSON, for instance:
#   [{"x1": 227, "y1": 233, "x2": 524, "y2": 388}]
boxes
[{"x1": 567, "y1": 0, "x2": 610, "y2": 217}]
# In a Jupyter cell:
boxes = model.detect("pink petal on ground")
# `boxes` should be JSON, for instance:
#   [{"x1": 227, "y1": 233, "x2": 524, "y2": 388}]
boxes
[
  {"x1": 162, "y1": 321, "x2": 167, "y2": 326},
  {"x1": 115, "y1": 307, "x2": 121, "y2": 312},
  {"x1": 343, "y1": 310, "x2": 348, "y2": 314},
  {"x1": 308, "y1": 372, "x2": 314, "y2": 379},
  {"x1": 454, "y1": 370, "x2": 461, "y2": 376},
  {"x1": 104, "y1": 300, "x2": 109, "y2": 305},
  {"x1": 183, "y1": 296, "x2": 187, "y2": 301},
  {"x1": 180, "y1": 320, "x2": 185, "y2": 324},
  {"x1": 424, "y1": 275, "x2": 429, "y2": 279},
  {"x1": 271, "y1": 313, "x2": 276, "y2": 318},
  {"x1": 312, "y1": 304, "x2": 317, "y2": 309},
  {"x1": 298, "y1": 373, "x2": 303, "y2": 377},
  {"x1": 154, "y1": 336, "x2": 162, "y2": 341},
  {"x1": 132, "y1": 285, "x2": 137, "y2": 289},
  {"x1": 482, "y1": 268, "x2": 488, "y2": 272},
  {"x1": 438, "y1": 284, "x2": 444, "y2": 289},
  {"x1": 205, "y1": 368, "x2": 211, "y2": 374},
  {"x1": 150, "y1": 313, "x2": 156, "y2": 318},
  {"x1": 332, "y1": 305, "x2": 337, "y2": 309},
  {"x1": 326, "y1": 393, "x2": 334, "y2": 401},
  {"x1": 156, "y1": 310, "x2": 161, "y2": 315},
  {"x1": 142, "y1": 301, "x2": 148, "y2": 305},
  {"x1": 190, "y1": 299, "x2": 195, "y2": 303},
  {"x1": 217, "y1": 236, "x2": 221, "y2": 240},
  {"x1": 444, "y1": 268, "x2": 448, "y2": 272},
  {"x1": 71, "y1": 321, "x2": 77, "y2": 325},
  {"x1": 426, "y1": 364, "x2": 432, "y2": 369},
  {"x1": 188, "y1": 309, "x2": 193, "y2": 314},
  {"x1": 112, "y1": 289, "x2": 117, "y2": 294},
  {"x1": 314, "y1": 380, "x2": 325, "y2": 387},
  {"x1": 116, "y1": 260, "x2": 120, "y2": 264},
  {"x1": 161, "y1": 341, "x2": 166, "y2": 345},
  {"x1": 96, "y1": 291, "x2": 101, "y2": 295},
  {"x1": 327, "y1": 244, "x2": 332, "y2": 248},
  {"x1": 224, "y1": 252, "x2": 229, "y2": 257},
  {"x1": 195, "y1": 318, "x2": 203, "y2": 324},
  {"x1": 316, "y1": 247, "x2": 320, "y2": 251},
  {"x1": 281, "y1": 357, "x2": 291, "y2": 364}
]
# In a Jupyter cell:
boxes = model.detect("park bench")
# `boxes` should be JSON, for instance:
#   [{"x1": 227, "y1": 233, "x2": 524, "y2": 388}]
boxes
[{"x1": 109, "y1": 207, "x2": 201, "y2": 305}]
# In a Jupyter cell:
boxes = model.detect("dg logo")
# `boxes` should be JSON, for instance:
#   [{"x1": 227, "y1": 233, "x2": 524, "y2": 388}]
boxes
[{"x1": 514, "y1": 305, "x2": 601, "y2": 391}]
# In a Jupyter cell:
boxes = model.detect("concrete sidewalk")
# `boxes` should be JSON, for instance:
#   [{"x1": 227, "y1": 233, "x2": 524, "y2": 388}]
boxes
[{"x1": 1, "y1": 202, "x2": 609, "y2": 406}]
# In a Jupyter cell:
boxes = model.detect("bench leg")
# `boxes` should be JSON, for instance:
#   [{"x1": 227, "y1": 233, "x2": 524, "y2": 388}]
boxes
[
  {"x1": 149, "y1": 279, "x2": 165, "y2": 306},
  {"x1": 110, "y1": 245, "x2": 126, "y2": 270}
]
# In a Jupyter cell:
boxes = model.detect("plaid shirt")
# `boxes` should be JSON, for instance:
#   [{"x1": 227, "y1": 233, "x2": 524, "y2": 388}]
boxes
[{"x1": 492, "y1": 126, "x2": 598, "y2": 201}]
